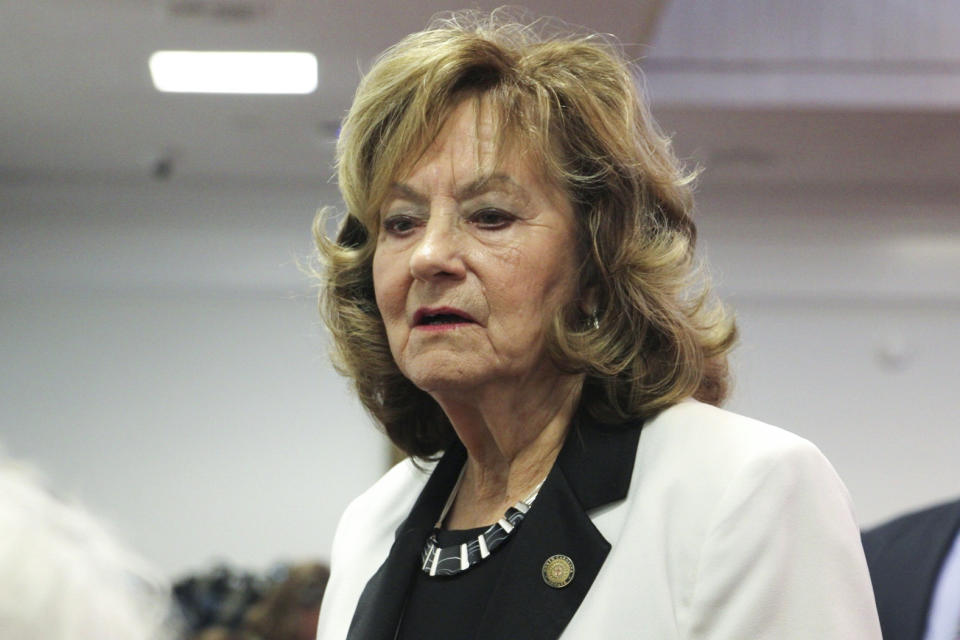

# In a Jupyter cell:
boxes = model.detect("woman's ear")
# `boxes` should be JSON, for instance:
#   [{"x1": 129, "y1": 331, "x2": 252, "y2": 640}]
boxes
[{"x1": 578, "y1": 286, "x2": 600, "y2": 329}]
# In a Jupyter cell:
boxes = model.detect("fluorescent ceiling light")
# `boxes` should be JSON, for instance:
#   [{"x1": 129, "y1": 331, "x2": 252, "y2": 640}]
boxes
[{"x1": 149, "y1": 51, "x2": 318, "y2": 94}]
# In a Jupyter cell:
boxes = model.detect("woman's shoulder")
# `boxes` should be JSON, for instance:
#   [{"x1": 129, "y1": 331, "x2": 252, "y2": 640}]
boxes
[
  {"x1": 633, "y1": 399, "x2": 845, "y2": 510},
  {"x1": 643, "y1": 399, "x2": 825, "y2": 465}
]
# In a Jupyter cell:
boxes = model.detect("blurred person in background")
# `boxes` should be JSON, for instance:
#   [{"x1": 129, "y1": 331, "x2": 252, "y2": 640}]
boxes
[
  {"x1": 175, "y1": 561, "x2": 329, "y2": 640},
  {"x1": 174, "y1": 564, "x2": 269, "y2": 638},
  {"x1": 863, "y1": 498, "x2": 960, "y2": 640},
  {"x1": 245, "y1": 562, "x2": 329, "y2": 640},
  {"x1": 314, "y1": 10, "x2": 880, "y2": 639},
  {"x1": 0, "y1": 446, "x2": 180, "y2": 640}
]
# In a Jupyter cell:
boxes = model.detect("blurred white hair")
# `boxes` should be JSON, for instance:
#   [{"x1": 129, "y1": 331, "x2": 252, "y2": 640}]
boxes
[{"x1": 0, "y1": 450, "x2": 180, "y2": 640}]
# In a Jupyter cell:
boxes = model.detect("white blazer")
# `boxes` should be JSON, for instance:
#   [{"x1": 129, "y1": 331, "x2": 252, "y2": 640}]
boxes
[{"x1": 317, "y1": 400, "x2": 882, "y2": 639}]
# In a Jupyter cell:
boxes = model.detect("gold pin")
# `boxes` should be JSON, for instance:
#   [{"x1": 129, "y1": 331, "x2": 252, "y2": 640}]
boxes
[{"x1": 542, "y1": 554, "x2": 575, "y2": 589}]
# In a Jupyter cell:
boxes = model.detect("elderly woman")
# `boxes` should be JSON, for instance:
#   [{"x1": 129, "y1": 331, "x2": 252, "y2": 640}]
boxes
[{"x1": 314, "y1": 13, "x2": 881, "y2": 640}]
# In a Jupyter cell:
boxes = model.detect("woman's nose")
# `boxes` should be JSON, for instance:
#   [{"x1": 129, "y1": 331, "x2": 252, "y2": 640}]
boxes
[{"x1": 409, "y1": 215, "x2": 466, "y2": 282}]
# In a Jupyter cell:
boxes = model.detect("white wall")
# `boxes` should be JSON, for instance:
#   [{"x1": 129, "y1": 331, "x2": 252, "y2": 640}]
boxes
[
  {"x1": 1, "y1": 177, "x2": 958, "y2": 577},
  {"x1": 0, "y1": 179, "x2": 388, "y2": 577}
]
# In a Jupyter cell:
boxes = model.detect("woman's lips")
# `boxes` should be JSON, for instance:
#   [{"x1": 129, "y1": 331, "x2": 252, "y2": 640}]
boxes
[{"x1": 412, "y1": 306, "x2": 477, "y2": 329}]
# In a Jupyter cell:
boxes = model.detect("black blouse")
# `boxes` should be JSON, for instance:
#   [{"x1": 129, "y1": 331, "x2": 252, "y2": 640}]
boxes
[{"x1": 396, "y1": 525, "x2": 515, "y2": 639}]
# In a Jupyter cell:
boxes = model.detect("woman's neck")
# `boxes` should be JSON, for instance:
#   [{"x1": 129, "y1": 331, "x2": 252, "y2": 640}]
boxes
[{"x1": 434, "y1": 373, "x2": 583, "y2": 529}]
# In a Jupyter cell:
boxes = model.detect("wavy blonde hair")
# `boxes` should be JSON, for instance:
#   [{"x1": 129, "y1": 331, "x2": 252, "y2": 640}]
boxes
[{"x1": 315, "y1": 11, "x2": 737, "y2": 457}]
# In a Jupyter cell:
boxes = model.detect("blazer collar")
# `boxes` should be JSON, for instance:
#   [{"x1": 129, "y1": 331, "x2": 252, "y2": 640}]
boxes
[
  {"x1": 346, "y1": 414, "x2": 643, "y2": 640},
  {"x1": 555, "y1": 416, "x2": 644, "y2": 511}
]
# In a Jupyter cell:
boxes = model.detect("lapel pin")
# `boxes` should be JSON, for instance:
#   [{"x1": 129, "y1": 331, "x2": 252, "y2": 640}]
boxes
[{"x1": 542, "y1": 554, "x2": 575, "y2": 589}]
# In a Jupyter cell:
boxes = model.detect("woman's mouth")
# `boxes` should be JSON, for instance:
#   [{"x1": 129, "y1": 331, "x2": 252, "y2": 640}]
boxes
[{"x1": 413, "y1": 307, "x2": 477, "y2": 329}]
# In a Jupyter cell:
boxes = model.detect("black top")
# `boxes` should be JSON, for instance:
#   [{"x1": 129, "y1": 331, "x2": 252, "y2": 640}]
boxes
[{"x1": 396, "y1": 525, "x2": 513, "y2": 639}]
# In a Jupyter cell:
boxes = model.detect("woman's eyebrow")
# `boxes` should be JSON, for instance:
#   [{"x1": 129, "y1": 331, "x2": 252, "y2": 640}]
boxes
[
  {"x1": 386, "y1": 173, "x2": 530, "y2": 206},
  {"x1": 384, "y1": 183, "x2": 428, "y2": 205},
  {"x1": 457, "y1": 173, "x2": 530, "y2": 204}
]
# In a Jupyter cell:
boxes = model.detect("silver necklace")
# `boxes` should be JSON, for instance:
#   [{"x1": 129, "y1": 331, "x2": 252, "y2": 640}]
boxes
[{"x1": 420, "y1": 469, "x2": 545, "y2": 577}]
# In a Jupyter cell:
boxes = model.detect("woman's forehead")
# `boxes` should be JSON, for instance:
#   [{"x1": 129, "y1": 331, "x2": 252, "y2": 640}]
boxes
[
  {"x1": 395, "y1": 99, "x2": 502, "y2": 180},
  {"x1": 390, "y1": 100, "x2": 555, "y2": 194}
]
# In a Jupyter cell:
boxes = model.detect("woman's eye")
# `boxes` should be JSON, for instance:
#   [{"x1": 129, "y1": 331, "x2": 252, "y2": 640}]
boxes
[
  {"x1": 382, "y1": 215, "x2": 418, "y2": 236},
  {"x1": 471, "y1": 208, "x2": 514, "y2": 229}
]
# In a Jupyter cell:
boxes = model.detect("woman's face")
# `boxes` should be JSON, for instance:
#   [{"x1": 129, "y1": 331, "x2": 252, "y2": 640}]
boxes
[{"x1": 372, "y1": 99, "x2": 580, "y2": 396}]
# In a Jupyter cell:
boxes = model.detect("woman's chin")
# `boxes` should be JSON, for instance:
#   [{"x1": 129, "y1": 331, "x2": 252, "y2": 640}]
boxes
[
  {"x1": 397, "y1": 349, "x2": 491, "y2": 390},
  {"x1": 405, "y1": 368, "x2": 488, "y2": 396}
]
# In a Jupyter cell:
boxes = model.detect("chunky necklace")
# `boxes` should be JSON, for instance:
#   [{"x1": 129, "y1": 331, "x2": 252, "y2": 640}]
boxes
[{"x1": 420, "y1": 470, "x2": 545, "y2": 577}]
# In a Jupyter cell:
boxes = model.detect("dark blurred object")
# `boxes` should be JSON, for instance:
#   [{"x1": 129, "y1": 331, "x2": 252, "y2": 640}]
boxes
[
  {"x1": 245, "y1": 562, "x2": 330, "y2": 640},
  {"x1": 173, "y1": 561, "x2": 329, "y2": 640},
  {"x1": 192, "y1": 629, "x2": 246, "y2": 640},
  {"x1": 174, "y1": 564, "x2": 269, "y2": 635}
]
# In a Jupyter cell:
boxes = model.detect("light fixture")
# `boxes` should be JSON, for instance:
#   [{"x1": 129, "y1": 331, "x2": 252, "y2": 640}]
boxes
[{"x1": 149, "y1": 50, "x2": 318, "y2": 94}]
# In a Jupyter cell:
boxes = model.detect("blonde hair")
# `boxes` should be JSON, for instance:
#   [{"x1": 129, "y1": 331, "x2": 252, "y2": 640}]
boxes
[{"x1": 316, "y1": 11, "x2": 737, "y2": 456}]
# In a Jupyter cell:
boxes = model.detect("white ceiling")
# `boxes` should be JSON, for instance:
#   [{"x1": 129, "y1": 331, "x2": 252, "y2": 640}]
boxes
[
  {"x1": 0, "y1": 0, "x2": 658, "y2": 184},
  {"x1": 0, "y1": 0, "x2": 958, "y2": 188}
]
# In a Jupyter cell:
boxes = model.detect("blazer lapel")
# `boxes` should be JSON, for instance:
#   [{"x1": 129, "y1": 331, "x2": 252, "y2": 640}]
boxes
[
  {"x1": 346, "y1": 445, "x2": 467, "y2": 640},
  {"x1": 476, "y1": 418, "x2": 643, "y2": 640}
]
